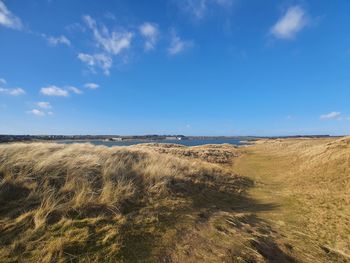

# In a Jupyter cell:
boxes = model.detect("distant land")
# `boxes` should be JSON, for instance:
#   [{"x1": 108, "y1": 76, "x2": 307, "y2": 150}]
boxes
[{"x1": 0, "y1": 134, "x2": 336, "y2": 143}]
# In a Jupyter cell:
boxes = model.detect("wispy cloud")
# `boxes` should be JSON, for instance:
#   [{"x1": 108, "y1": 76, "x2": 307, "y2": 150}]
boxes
[
  {"x1": 0, "y1": 78, "x2": 25, "y2": 95},
  {"x1": 104, "y1": 12, "x2": 116, "y2": 21},
  {"x1": 0, "y1": 87, "x2": 25, "y2": 96},
  {"x1": 176, "y1": 0, "x2": 234, "y2": 20},
  {"x1": 36, "y1": 101, "x2": 52, "y2": 109},
  {"x1": 83, "y1": 15, "x2": 133, "y2": 55},
  {"x1": 84, "y1": 83, "x2": 99, "y2": 89},
  {"x1": 40, "y1": 85, "x2": 69, "y2": 97},
  {"x1": 168, "y1": 30, "x2": 193, "y2": 55},
  {"x1": 31, "y1": 102, "x2": 53, "y2": 116},
  {"x1": 40, "y1": 85, "x2": 86, "y2": 97},
  {"x1": 43, "y1": 34, "x2": 71, "y2": 46},
  {"x1": 9, "y1": 88, "x2": 25, "y2": 95},
  {"x1": 67, "y1": 86, "x2": 83, "y2": 94},
  {"x1": 270, "y1": 6, "x2": 308, "y2": 40},
  {"x1": 320, "y1": 111, "x2": 341, "y2": 120},
  {"x1": 183, "y1": 0, "x2": 207, "y2": 19},
  {"x1": 0, "y1": 0, "x2": 22, "y2": 30},
  {"x1": 77, "y1": 15, "x2": 134, "y2": 75},
  {"x1": 65, "y1": 22, "x2": 86, "y2": 33},
  {"x1": 139, "y1": 22, "x2": 159, "y2": 51},
  {"x1": 77, "y1": 53, "x2": 112, "y2": 75},
  {"x1": 27, "y1": 109, "x2": 46, "y2": 117}
]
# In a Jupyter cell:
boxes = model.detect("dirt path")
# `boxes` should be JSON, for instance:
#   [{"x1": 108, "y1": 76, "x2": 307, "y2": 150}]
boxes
[
  {"x1": 232, "y1": 145, "x2": 349, "y2": 263},
  {"x1": 232, "y1": 147, "x2": 297, "y2": 227}
]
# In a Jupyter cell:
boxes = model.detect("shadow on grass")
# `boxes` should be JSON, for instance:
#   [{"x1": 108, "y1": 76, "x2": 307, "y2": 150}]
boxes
[
  {"x1": 115, "y1": 175, "x2": 295, "y2": 262},
  {"x1": 0, "y1": 168, "x2": 294, "y2": 262}
]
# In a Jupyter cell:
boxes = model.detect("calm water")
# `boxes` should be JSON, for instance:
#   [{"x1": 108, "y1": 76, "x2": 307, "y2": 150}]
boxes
[{"x1": 59, "y1": 139, "x2": 247, "y2": 147}]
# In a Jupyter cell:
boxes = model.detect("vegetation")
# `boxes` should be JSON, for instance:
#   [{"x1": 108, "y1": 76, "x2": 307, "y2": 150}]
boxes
[
  {"x1": 0, "y1": 143, "x2": 262, "y2": 262},
  {"x1": 234, "y1": 137, "x2": 350, "y2": 262},
  {"x1": 137, "y1": 143, "x2": 239, "y2": 164},
  {"x1": 0, "y1": 138, "x2": 349, "y2": 262}
]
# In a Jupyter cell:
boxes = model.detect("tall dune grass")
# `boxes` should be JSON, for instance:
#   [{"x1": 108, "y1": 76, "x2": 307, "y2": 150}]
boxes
[
  {"x1": 247, "y1": 137, "x2": 350, "y2": 260},
  {"x1": 0, "y1": 143, "x2": 247, "y2": 262}
]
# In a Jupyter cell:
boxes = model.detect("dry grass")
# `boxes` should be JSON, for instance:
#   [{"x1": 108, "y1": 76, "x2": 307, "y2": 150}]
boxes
[
  {"x1": 234, "y1": 137, "x2": 350, "y2": 262},
  {"x1": 135, "y1": 143, "x2": 239, "y2": 164},
  {"x1": 2, "y1": 138, "x2": 348, "y2": 262},
  {"x1": 0, "y1": 142, "x2": 286, "y2": 263}
]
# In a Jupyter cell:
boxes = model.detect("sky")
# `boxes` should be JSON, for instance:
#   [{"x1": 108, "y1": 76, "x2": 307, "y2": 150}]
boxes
[{"x1": 0, "y1": 0, "x2": 350, "y2": 136}]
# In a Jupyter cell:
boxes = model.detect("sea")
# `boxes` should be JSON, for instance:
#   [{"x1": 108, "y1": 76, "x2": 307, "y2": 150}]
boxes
[{"x1": 58, "y1": 138, "x2": 248, "y2": 147}]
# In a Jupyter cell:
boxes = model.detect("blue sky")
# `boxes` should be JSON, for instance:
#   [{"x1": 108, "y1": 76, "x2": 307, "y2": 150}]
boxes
[{"x1": 0, "y1": 0, "x2": 350, "y2": 136}]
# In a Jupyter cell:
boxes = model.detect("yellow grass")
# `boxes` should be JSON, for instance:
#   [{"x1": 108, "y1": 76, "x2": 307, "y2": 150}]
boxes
[
  {"x1": 233, "y1": 137, "x2": 350, "y2": 262},
  {"x1": 0, "y1": 138, "x2": 349, "y2": 262},
  {"x1": 0, "y1": 142, "x2": 261, "y2": 262}
]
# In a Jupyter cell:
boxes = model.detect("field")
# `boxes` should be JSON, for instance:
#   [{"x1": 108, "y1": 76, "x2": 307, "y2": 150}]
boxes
[{"x1": 0, "y1": 138, "x2": 349, "y2": 262}]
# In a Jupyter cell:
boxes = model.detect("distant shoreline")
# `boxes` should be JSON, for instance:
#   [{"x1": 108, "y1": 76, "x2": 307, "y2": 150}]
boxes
[{"x1": 0, "y1": 134, "x2": 338, "y2": 144}]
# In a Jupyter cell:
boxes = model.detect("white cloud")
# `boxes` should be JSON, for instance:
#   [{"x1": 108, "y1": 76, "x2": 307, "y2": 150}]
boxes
[
  {"x1": 0, "y1": 0, "x2": 22, "y2": 29},
  {"x1": 9, "y1": 88, "x2": 25, "y2": 95},
  {"x1": 139, "y1": 22, "x2": 159, "y2": 51},
  {"x1": 27, "y1": 109, "x2": 45, "y2": 117},
  {"x1": 83, "y1": 15, "x2": 133, "y2": 55},
  {"x1": 77, "y1": 53, "x2": 112, "y2": 75},
  {"x1": 78, "y1": 53, "x2": 95, "y2": 66},
  {"x1": 168, "y1": 30, "x2": 193, "y2": 55},
  {"x1": 0, "y1": 87, "x2": 25, "y2": 96},
  {"x1": 320, "y1": 112, "x2": 341, "y2": 120},
  {"x1": 84, "y1": 83, "x2": 99, "y2": 89},
  {"x1": 40, "y1": 85, "x2": 69, "y2": 97},
  {"x1": 67, "y1": 86, "x2": 83, "y2": 94},
  {"x1": 186, "y1": 0, "x2": 207, "y2": 19},
  {"x1": 36, "y1": 101, "x2": 52, "y2": 109},
  {"x1": 44, "y1": 34, "x2": 71, "y2": 46},
  {"x1": 270, "y1": 6, "x2": 308, "y2": 40},
  {"x1": 31, "y1": 102, "x2": 53, "y2": 116},
  {"x1": 177, "y1": 0, "x2": 234, "y2": 20},
  {"x1": 0, "y1": 78, "x2": 25, "y2": 95}
]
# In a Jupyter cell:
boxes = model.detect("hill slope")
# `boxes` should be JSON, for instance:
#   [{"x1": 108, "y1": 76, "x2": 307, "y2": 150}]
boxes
[
  {"x1": 1, "y1": 138, "x2": 349, "y2": 262},
  {"x1": 0, "y1": 142, "x2": 293, "y2": 262},
  {"x1": 233, "y1": 137, "x2": 350, "y2": 262}
]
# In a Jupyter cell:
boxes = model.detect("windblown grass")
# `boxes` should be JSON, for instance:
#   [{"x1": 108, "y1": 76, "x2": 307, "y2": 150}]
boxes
[
  {"x1": 135, "y1": 143, "x2": 239, "y2": 164},
  {"x1": 4, "y1": 139, "x2": 344, "y2": 262},
  {"x1": 0, "y1": 142, "x2": 276, "y2": 262},
  {"x1": 234, "y1": 137, "x2": 350, "y2": 262}
]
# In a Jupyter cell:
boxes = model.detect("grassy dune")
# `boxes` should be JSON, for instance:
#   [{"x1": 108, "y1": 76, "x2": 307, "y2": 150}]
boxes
[
  {"x1": 234, "y1": 137, "x2": 350, "y2": 262},
  {"x1": 0, "y1": 138, "x2": 349, "y2": 262},
  {"x1": 0, "y1": 142, "x2": 285, "y2": 263},
  {"x1": 136, "y1": 143, "x2": 240, "y2": 164}
]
